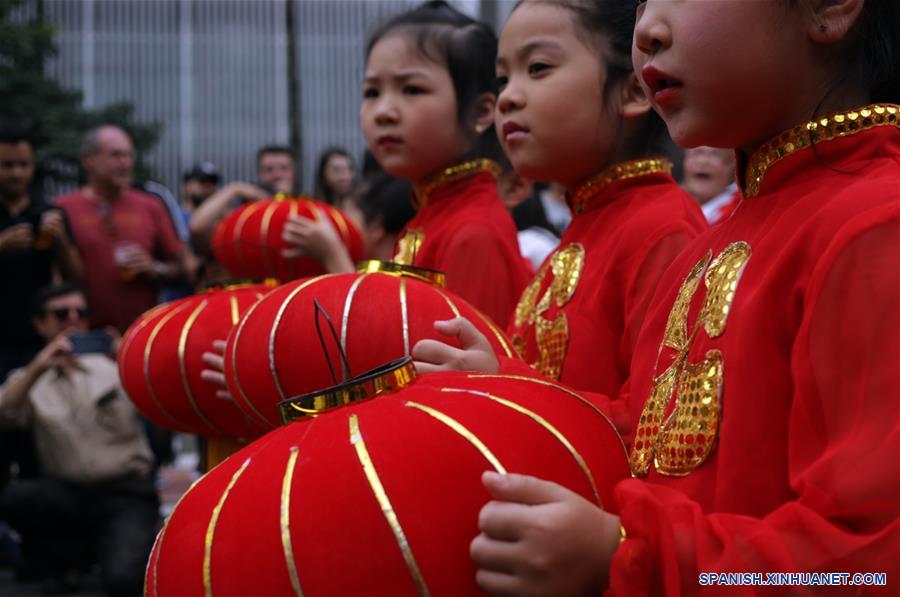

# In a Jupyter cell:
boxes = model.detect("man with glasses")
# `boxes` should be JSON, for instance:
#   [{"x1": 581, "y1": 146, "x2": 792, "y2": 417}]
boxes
[
  {"x1": 54, "y1": 125, "x2": 192, "y2": 333},
  {"x1": 0, "y1": 283, "x2": 158, "y2": 596}
]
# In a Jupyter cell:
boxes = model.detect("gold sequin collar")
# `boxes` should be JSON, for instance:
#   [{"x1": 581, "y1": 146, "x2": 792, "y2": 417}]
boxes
[
  {"x1": 568, "y1": 158, "x2": 673, "y2": 216},
  {"x1": 412, "y1": 159, "x2": 501, "y2": 210},
  {"x1": 743, "y1": 103, "x2": 899, "y2": 198}
]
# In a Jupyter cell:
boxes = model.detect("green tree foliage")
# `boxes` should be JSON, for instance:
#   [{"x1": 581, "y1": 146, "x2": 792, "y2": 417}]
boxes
[{"x1": 0, "y1": 0, "x2": 162, "y2": 193}]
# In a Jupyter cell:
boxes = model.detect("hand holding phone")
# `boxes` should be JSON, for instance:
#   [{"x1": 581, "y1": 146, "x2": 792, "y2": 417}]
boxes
[{"x1": 68, "y1": 330, "x2": 114, "y2": 355}]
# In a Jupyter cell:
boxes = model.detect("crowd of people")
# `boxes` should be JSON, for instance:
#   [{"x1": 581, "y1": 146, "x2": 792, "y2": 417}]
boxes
[{"x1": 0, "y1": 0, "x2": 897, "y2": 594}]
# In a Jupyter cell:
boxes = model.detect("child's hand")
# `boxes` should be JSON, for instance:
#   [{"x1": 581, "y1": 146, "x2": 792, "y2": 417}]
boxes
[
  {"x1": 200, "y1": 340, "x2": 233, "y2": 401},
  {"x1": 471, "y1": 472, "x2": 621, "y2": 596},
  {"x1": 411, "y1": 318, "x2": 499, "y2": 374},
  {"x1": 281, "y1": 207, "x2": 353, "y2": 273}
]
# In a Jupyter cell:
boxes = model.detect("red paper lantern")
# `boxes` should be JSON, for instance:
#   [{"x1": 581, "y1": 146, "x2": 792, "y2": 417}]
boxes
[
  {"x1": 223, "y1": 267, "x2": 518, "y2": 437},
  {"x1": 211, "y1": 196, "x2": 365, "y2": 281},
  {"x1": 118, "y1": 283, "x2": 275, "y2": 439},
  {"x1": 145, "y1": 361, "x2": 629, "y2": 596}
]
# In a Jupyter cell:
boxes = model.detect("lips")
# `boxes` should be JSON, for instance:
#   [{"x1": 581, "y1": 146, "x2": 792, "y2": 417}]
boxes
[
  {"x1": 641, "y1": 65, "x2": 683, "y2": 107},
  {"x1": 376, "y1": 134, "x2": 402, "y2": 149},
  {"x1": 501, "y1": 121, "x2": 529, "y2": 143}
]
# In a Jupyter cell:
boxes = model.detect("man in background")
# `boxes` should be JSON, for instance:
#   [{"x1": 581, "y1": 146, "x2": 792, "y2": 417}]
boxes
[{"x1": 54, "y1": 125, "x2": 191, "y2": 332}]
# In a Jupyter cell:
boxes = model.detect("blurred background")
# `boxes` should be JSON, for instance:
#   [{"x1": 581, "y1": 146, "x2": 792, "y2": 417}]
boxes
[{"x1": 2, "y1": 0, "x2": 518, "y2": 198}]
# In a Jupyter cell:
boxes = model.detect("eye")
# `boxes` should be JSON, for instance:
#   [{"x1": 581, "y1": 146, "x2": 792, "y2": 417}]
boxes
[
  {"x1": 495, "y1": 75, "x2": 509, "y2": 91},
  {"x1": 362, "y1": 87, "x2": 378, "y2": 99},
  {"x1": 403, "y1": 85, "x2": 425, "y2": 95},
  {"x1": 527, "y1": 62, "x2": 551, "y2": 76},
  {"x1": 635, "y1": 0, "x2": 647, "y2": 4}
]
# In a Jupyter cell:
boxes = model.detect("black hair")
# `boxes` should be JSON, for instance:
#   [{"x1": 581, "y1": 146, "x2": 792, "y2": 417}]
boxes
[
  {"x1": 314, "y1": 147, "x2": 354, "y2": 205},
  {"x1": 515, "y1": 0, "x2": 669, "y2": 157},
  {"x1": 848, "y1": 0, "x2": 900, "y2": 103},
  {"x1": 366, "y1": 0, "x2": 503, "y2": 162},
  {"x1": 255, "y1": 145, "x2": 294, "y2": 166},
  {"x1": 361, "y1": 149, "x2": 384, "y2": 181},
  {"x1": 0, "y1": 124, "x2": 33, "y2": 147},
  {"x1": 33, "y1": 283, "x2": 85, "y2": 316},
  {"x1": 357, "y1": 172, "x2": 416, "y2": 235}
]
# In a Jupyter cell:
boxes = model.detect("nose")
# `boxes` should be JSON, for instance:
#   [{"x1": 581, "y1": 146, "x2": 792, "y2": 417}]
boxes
[
  {"x1": 373, "y1": 95, "x2": 399, "y2": 125},
  {"x1": 496, "y1": 81, "x2": 523, "y2": 115},
  {"x1": 633, "y1": 2, "x2": 671, "y2": 57}
]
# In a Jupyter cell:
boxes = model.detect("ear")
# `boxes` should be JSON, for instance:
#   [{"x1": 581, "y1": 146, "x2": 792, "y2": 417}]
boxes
[
  {"x1": 472, "y1": 92, "x2": 497, "y2": 135},
  {"x1": 808, "y1": 0, "x2": 864, "y2": 44},
  {"x1": 619, "y1": 72, "x2": 653, "y2": 120}
]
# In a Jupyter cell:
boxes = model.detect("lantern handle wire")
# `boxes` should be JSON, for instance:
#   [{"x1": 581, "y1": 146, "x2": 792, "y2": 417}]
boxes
[{"x1": 313, "y1": 298, "x2": 352, "y2": 385}]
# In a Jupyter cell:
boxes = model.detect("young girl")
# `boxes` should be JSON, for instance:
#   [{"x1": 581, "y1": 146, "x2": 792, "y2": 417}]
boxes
[
  {"x1": 470, "y1": 0, "x2": 899, "y2": 594},
  {"x1": 360, "y1": 0, "x2": 531, "y2": 325},
  {"x1": 413, "y1": 0, "x2": 707, "y2": 424}
]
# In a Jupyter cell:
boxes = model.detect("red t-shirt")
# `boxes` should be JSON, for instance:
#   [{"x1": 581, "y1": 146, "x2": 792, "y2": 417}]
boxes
[
  {"x1": 55, "y1": 187, "x2": 184, "y2": 332},
  {"x1": 393, "y1": 169, "x2": 531, "y2": 326},
  {"x1": 507, "y1": 159, "x2": 707, "y2": 401},
  {"x1": 609, "y1": 106, "x2": 900, "y2": 594}
]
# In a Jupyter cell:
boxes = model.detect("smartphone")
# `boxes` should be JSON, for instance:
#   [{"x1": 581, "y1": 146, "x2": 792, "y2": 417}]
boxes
[{"x1": 68, "y1": 330, "x2": 113, "y2": 355}]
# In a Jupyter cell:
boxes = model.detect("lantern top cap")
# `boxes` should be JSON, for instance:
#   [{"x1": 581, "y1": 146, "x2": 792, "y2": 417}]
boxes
[
  {"x1": 278, "y1": 357, "x2": 417, "y2": 424},
  {"x1": 356, "y1": 260, "x2": 447, "y2": 288}
]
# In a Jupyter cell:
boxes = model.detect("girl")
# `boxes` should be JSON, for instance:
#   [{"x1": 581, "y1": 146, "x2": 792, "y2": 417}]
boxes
[
  {"x1": 360, "y1": 0, "x2": 531, "y2": 325},
  {"x1": 413, "y1": 0, "x2": 707, "y2": 425},
  {"x1": 470, "y1": 0, "x2": 899, "y2": 594}
]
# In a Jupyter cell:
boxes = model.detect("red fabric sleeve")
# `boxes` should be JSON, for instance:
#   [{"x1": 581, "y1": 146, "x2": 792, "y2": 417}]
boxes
[
  {"x1": 439, "y1": 224, "x2": 523, "y2": 326},
  {"x1": 610, "y1": 211, "x2": 900, "y2": 595}
]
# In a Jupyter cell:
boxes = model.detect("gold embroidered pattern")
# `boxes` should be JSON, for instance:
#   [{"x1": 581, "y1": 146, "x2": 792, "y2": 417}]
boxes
[
  {"x1": 699, "y1": 243, "x2": 751, "y2": 338},
  {"x1": 412, "y1": 159, "x2": 501, "y2": 210},
  {"x1": 655, "y1": 351, "x2": 723, "y2": 476},
  {"x1": 350, "y1": 414, "x2": 430, "y2": 596},
  {"x1": 394, "y1": 229, "x2": 424, "y2": 266},
  {"x1": 512, "y1": 244, "x2": 585, "y2": 380},
  {"x1": 569, "y1": 158, "x2": 672, "y2": 215},
  {"x1": 630, "y1": 242, "x2": 751, "y2": 477},
  {"x1": 744, "y1": 104, "x2": 900, "y2": 197},
  {"x1": 662, "y1": 256, "x2": 709, "y2": 351}
]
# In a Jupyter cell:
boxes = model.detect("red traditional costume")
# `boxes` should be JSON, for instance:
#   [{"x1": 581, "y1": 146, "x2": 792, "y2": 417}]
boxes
[
  {"x1": 393, "y1": 159, "x2": 531, "y2": 325},
  {"x1": 507, "y1": 158, "x2": 706, "y2": 402},
  {"x1": 609, "y1": 105, "x2": 900, "y2": 593}
]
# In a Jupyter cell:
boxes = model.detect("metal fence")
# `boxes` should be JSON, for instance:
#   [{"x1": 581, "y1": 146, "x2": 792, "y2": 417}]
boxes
[{"x1": 30, "y1": 0, "x2": 516, "y2": 197}]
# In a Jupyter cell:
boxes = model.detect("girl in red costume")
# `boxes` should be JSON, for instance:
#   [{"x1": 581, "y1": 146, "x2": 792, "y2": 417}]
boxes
[
  {"x1": 415, "y1": 0, "x2": 707, "y2": 414},
  {"x1": 360, "y1": 1, "x2": 531, "y2": 325},
  {"x1": 460, "y1": 0, "x2": 899, "y2": 594}
]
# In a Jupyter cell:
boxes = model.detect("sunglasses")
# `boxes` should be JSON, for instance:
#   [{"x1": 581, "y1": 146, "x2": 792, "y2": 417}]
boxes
[{"x1": 45, "y1": 307, "x2": 89, "y2": 320}]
